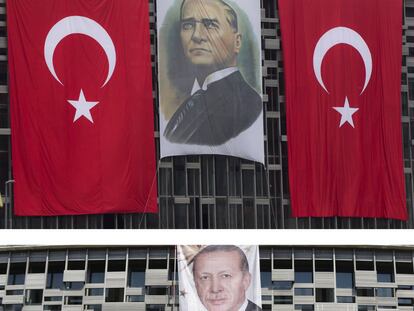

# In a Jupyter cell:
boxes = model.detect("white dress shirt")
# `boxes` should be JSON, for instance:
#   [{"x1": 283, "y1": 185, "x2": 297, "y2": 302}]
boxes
[
  {"x1": 190, "y1": 67, "x2": 239, "y2": 95},
  {"x1": 238, "y1": 299, "x2": 249, "y2": 311}
]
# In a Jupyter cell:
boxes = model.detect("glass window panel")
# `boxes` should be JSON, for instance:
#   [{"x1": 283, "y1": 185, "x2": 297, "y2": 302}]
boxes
[
  {"x1": 274, "y1": 296, "x2": 293, "y2": 304},
  {"x1": 88, "y1": 261, "x2": 105, "y2": 283},
  {"x1": 295, "y1": 288, "x2": 313, "y2": 296},
  {"x1": 105, "y1": 288, "x2": 124, "y2": 302},
  {"x1": 336, "y1": 272, "x2": 353, "y2": 288},
  {"x1": 315, "y1": 288, "x2": 335, "y2": 302},
  {"x1": 337, "y1": 296, "x2": 355, "y2": 303}
]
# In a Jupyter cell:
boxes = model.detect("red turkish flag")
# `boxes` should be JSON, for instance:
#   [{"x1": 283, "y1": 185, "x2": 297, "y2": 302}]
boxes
[
  {"x1": 8, "y1": 0, "x2": 157, "y2": 215},
  {"x1": 278, "y1": 0, "x2": 407, "y2": 219}
]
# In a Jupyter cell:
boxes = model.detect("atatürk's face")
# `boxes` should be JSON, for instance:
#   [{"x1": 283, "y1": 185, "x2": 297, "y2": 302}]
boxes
[
  {"x1": 193, "y1": 250, "x2": 251, "y2": 311},
  {"x1": 180, "y1": 0, "x2": 241, "y2": 71}
]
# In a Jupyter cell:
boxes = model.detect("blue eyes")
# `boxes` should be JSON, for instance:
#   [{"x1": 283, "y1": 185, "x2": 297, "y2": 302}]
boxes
[
  {"x1": 182, "y1": 22, "x2": 194, "y2": 31},
  {"x1": 181, "y1": 21, "x2": 219, "y2": 31},
  {"x1": 204, "y1": 20, "x2": 218, "y2": 29}
]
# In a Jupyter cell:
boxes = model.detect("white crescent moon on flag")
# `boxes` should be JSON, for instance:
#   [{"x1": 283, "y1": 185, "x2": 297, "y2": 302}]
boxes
[
  {"x1": 44, "y1": 16, "x2": 116, "y2": 87},
  {"x1": 313, "y1": 26, "x2": 372, "y2": 94}
]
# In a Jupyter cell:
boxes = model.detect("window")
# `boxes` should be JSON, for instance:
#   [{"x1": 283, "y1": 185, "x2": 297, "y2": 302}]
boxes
[
  {"x1": 28, "y1": 262, "x2": 45, "y2": 274},
  {"x1": 337, "y1": 296, "x2": 355, "y2": 303},
  {"x1": 0, "y1": 263, "x2": 7, "y2": 274},
  {"x1": 315, "y1": 260, "x2": 333, "y2": 272},
  {"x1": 67, "y1": 261, "x2": 85, "y2": 270},
  {"x1": 168, "y1": 258, "x2": 177, "y2": 281},
  {"x1": 356, "y1": 288, "x2": 375, "y2": 297},
  {"x1": 87, "y1": 261, "x2": 105, "y2": 283},
  {"x1": 260, "y1": 259, "x2": 271, "y2": 288},
  {"x1": 408, "y1": 78, "x2": 414, "y2": 100},
  {"x1": 336, "y1": 272, "x2": 353, "y2": 288},
  {"x1": 377, "y1": 272, "x2": 393, "y2": 282},
  {"x1": 86, "y1": 288, "x2": 104, "y2": 296},
  {"x1": 146, "y1": 305, "x2": 165, "y2": 311},
  {"x1": 261, "y1": 271, "x2": 271, "y2": 288},
  {"x1": 294, "y1": 305, "x2": 314, "y2": 311},
  {"x1": 396, "y1": 262, "x2": 413, "y2": 274},
  {"x1": 84, "y1": 306, "x2": 101, "y2": 311},
  {"x1": 294, "y1": 288, "x2": 313, "y2": 296},
  {"x1": 107, "y1": 260, "x2": 126, "y2": 272},
  {"x1": 6, "y1": 290, "x2": 24, "y2": 295},
  {"x1": 46, "y1": 262, "x2": 64, "y2": 289},
  {"x1": 128, "y1": 260, "x2": 146, "y2": 287},
  {"x1": 7, "y1": 262, "x2": 26, "y2": 285},
  {"x1": 64, "y1": 282, "x2": 84, "y2": 290},
  {"x1": 377, "y1": 270, "x2": 394, "y2": 282},
  {"x1": 43, "y1": 306, "x2": 61, "y2": 311},
  {"x1": 274, "y1": 296, "x2": 293, "y2": 304},
  {"x1": 295, "y1": 271, "x2": 313, "y2": 283},
  {"x1": 376, "y1": 288, "x2": 394, "y2": 297},
  {"x1": 336, "y1": 260, "x2": 354, "y2": 288},
  {"x1": 272, "y1": 281, "x2": 293, "y2": 290},
  {"x1": 356, "y1": 261, "x2": 374, "y2": 271},
  {"x1": 127, "y1": 295, "x2": 145, "y2": 302},
  {"x1": 146, "y1": 286, "x2": 168, "y2": 295},
  {"x1": 25, "y1": 289, "x2": 43, "y2": 305},
  {"x1": 274, "y1": 259, "x2": 292, "y2": 269},
  {"x1": 357, "y1": 305, "x2": 376, "y2": 311},
  {"x1": 148, "y1": 259, "x2": 167, "y2": 269},
  {"x1": 398, "y1": 298, "x2": 414, "y2": 306},
  {"x1": 398, "y1": 285, "x2": 414, "y2": 290},
  {"x1": 105, "y1": 288, "x2": 124, "y2": 302},
  {"x1": 44, "y1": 297, "x2": 62, "y2": 302},
  {"x1": 65, "y1": 296, "x2": 82, "y2": 305},
  {"x1": 315, "y1": 288, "x2": 335, "y2": 302},
  {"x1": 295, "y1": 260, "x2": 313, "y2": 283},
  {"x1": 407, "y1": 7, "x2": 414, "y2": 17}
]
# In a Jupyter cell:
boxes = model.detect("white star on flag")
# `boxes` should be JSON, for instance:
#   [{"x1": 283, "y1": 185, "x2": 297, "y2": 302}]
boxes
[
  {"x1": 67, "y1": 89, "x2": 99, "y2": 123},
  {"x1": 333, "y1": 97, "x2": 359, "y2": 128}
]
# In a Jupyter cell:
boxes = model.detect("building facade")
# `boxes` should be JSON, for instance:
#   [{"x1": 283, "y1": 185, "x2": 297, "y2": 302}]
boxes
[
  {"x1": 1, "y1": 0, "x2": 414, "y2": 228},
  {"x1": 0, "y1": 246, "x2": 414, "y2": 310}
]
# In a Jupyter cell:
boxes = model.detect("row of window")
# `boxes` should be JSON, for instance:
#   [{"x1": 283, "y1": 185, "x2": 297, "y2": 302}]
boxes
[
  {"x1": 272, "y1": 288, "x2": 413, "y2": 303},
  {"x1": 273, "y1": 294, "x2": 414, "y2": 307},
  {"x1": 0, "y1": 304, "x2": 167, "y2": 311}
]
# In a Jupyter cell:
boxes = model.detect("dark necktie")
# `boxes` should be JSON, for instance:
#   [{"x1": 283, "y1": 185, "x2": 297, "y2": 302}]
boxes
[{"x1": 172, "y1": 89, "x2": 205, "y2": 130}]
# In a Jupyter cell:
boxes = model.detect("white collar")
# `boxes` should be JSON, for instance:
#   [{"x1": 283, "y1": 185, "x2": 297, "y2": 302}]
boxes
[
  {"x1": 238, "y1": 299, "x2": 248, "y2": 311},
  {"x1": 191, "y1": 67, "x2": 239, "y2": 95}
]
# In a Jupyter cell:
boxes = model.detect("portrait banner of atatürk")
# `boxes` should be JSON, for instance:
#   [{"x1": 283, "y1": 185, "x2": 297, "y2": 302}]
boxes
[
  {"x1": 157, "y1": 0, "x2": 264, "y2": 163},
  {"x1": 177, "y1": 245, "x2": 262, "y2": 311}
]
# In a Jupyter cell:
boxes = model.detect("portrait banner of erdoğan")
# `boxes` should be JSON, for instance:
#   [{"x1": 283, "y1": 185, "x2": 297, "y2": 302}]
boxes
[
  {"x1": 177, "y1": 245, "x2": 262, "y2": 311},
  {"x1": 157, "y1": 0, "x2": 264, "y2": 163}
]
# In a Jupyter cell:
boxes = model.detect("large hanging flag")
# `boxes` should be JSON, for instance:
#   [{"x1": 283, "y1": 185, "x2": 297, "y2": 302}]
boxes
[
  {"x1": 177, "y1": 245, "x2": 262, "y2": 311},
  {"x1": 278, "y1": 0, "x2": 407, "y2": 219},
  {"x1": 157, "y1": 0, "x2": 264, "y2": 163},
  {"x1": 8, "y1": 0, "x2": 157, "y2": 216}
]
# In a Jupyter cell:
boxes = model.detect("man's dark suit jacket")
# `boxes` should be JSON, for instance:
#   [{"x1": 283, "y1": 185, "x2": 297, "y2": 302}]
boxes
[
  {"x1": 246, "y1": 300, "x2": 262, "y2": 311},
  {"x1": 164, "y1": 71, "x2": 262, "y2": 146}
]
